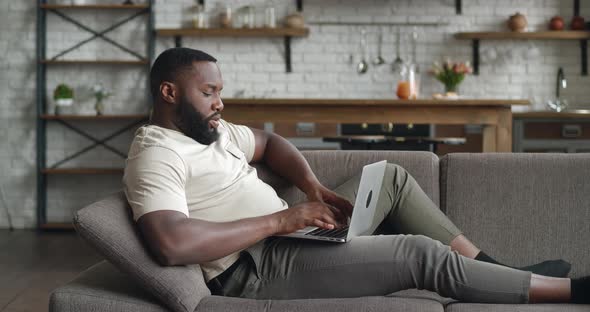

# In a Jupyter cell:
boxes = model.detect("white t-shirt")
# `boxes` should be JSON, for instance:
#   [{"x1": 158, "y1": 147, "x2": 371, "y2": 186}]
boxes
[{"x1": 123, "y1": 120, "x2": 288, "y2": 281}]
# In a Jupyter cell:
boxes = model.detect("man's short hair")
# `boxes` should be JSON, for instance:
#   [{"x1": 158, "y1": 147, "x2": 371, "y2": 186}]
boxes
[{"x1": 149, "y1": 48, "x2": 217, "y2": 99}]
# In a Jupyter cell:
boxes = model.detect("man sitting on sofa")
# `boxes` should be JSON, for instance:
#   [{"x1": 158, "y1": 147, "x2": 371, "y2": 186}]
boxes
[{"x1": 123, "y1": 47, "x2": 589, "y2": 305}]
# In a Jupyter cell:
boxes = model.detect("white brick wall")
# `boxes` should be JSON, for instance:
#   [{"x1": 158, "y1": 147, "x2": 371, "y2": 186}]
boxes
[{"x1": 0, "y1": 0, "x2": 589, "y2": 228}]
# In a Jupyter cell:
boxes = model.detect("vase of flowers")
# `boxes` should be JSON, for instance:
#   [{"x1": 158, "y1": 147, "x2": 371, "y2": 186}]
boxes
[
  {"x1": 93, "y1": 83, "x2": 111, "y2": 115},
  {"x1": 430, "y1": 59, "x2": 472, "y2": 95}
]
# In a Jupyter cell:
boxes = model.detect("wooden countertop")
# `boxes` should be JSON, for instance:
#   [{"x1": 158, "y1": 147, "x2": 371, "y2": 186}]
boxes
[
  {"x1": 223, "y1": 98, "x2": 530, "y2": 107},
  {"x1": 513, "y1": 110, "x2": 590, "y2": 119}
]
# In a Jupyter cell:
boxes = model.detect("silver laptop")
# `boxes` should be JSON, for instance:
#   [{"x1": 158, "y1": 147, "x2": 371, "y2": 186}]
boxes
[{"x1": 278, "y1": 160, "x2": 387, "y2": 243}]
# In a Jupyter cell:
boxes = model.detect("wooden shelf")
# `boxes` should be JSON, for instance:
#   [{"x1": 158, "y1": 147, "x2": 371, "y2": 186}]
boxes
[
  {"x1": 41, "y1": 114, "x2": 148, "y2": 120},
  {"x1": 40, "y1": 59, "x2": 149, "y2": 65},
  {"x1": 157, "y1": 27, "x2": 310, "y2": 38},
  {"x1": 158, "y1": 27, "x2": 309, "y2": 72},
  {"x1": 39, "y1": 222, "x2": 74, "y2": 230},
  {"x1": 455, "y1": 31, "x2": 590, "y2": 40},
  {"x1": 42, "y1": 168, "x2": 124, "y2": 175},
  {"x1": 40, "y1": 4, "x2": 150, "y2": 10},
  {"x1": 455, "y1": 31, "x2": 589, "y2": 76}
]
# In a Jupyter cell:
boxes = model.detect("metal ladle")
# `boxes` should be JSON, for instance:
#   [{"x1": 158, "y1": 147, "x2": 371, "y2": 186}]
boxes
[
  {"x1": 373, "y1": 28, "x2": 386, "y2": 66},
  {"x1": 391, "y1": 28, "x2": 404, "y2": 73},
  {"x1": 357, "y1": 28, "x2": 369, "y2": 74}
]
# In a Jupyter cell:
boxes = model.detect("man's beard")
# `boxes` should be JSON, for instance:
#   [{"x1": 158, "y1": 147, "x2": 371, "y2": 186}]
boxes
[{"x1": 175, "y1": 96, "x2": 220, "y2": 145}]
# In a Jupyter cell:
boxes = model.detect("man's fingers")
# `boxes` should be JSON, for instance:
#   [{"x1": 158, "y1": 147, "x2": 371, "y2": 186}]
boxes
[
  {"x1": 326, "y1": 195, "x2": 354, "y2": 217},
  {"x1": 313, "y1": 219, "x2": 334, "y2": 230},
  {"x1": 326, "y1": 204, "x2": 347, "y2": 225}
]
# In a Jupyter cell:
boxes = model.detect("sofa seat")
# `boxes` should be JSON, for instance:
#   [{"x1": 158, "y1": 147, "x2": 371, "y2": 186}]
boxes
[
  {"x1": 446, "y1": 302, "x2": 590, "y2": 312},
  {"x1": 50, "y1": 261, "x2": 445, "y2": 312}
]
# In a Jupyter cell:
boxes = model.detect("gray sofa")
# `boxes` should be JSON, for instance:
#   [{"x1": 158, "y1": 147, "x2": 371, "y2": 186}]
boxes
[{"x1": 50, "y1": 151, "x2": 590, "y2": 312}]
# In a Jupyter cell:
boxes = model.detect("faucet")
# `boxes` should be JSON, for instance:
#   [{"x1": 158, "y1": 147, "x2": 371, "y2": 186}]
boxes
[
  {"x1": 547, "y1": 67, "x2": 568, "y2": 112},
  {"x1": 556, "y1": 67, "x2": 567, "y2": 99}
]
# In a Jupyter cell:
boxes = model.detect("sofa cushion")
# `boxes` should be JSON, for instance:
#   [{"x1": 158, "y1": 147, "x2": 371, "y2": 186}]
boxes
[
  {"x1": 50, "y1": 261, "x2": 170, "y2": 312},
  {"x1": 387, "y1": 289, "x2": 457, "y2": 306},
  {"x1": 73, "y1": 192, "x2": 210, "y2": 312},
  {"x1": 446, "y1": 302, "x2": 590, "y2": 312},
  {"x1": 276, "y1": 151, "x2": 440, "y2": 206},
  {"x1": 50, "y1": 261, "x2": 445, "y2": 312},
  {"x1": 440, "y1": 153, "x2": 590, "y2": 277},
  {"x1": 197, "y1": 296, "x2": 444, "y2": 312}
]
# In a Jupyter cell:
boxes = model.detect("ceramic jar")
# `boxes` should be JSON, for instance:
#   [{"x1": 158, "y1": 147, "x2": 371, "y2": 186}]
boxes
[
  {"x1": 508, "y1": 12, "x2": 527, "y2": 32},
  {"x1": 285, "y1": 12, "x2": 304, "y2": 28}
]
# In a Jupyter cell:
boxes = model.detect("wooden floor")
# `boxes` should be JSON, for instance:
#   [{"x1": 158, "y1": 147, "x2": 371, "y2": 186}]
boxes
[{"x1": 0, "y1": 230, "x2": 103, "y2": 312}]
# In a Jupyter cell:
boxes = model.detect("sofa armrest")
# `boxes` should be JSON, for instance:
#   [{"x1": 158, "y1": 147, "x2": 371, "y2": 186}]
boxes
[{"x1": 50, "y1": 261, "x2": 173, "y2": 312}]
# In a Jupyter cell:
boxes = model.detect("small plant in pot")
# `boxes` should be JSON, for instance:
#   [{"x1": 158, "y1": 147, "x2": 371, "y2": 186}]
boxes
[
  {"x1": 53, "y1": 83, "x2": 74, "y2": 115},
  {"x1": 92, "y1": 83, "x2": 112, "y2": 115}
]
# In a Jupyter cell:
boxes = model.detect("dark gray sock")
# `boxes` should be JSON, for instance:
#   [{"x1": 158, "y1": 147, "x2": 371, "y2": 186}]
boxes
[
  {"x1": 475, "y1": 251, "x2": 571, "y2": 278},
  {"x1": 571, "y1": 276, "x2": 590, "y2": 304}
]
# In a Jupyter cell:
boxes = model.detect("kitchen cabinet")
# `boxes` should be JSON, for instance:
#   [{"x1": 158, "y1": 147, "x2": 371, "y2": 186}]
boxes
[{"x1": 513, "y1": 111, "x2": 590, "y2": 153}]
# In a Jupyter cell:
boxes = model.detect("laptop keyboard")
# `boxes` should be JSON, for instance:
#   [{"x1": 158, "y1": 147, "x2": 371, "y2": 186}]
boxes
[{"x1": 305, "y1": 226, "x2": 349, "y2": 239}]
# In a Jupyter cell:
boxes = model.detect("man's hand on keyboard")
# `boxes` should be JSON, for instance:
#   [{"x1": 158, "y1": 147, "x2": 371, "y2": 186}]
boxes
[{"x1": 270, "y1": 201, "x2": 341, "y2": 235}]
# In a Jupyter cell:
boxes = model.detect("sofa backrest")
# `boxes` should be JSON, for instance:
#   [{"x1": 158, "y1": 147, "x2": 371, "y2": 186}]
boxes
[
  {"x1": 440, "y1": 153, "x2": 590, "y2": 277},
  {"x1": 254, "y1": 150, "x2": 441, "y2": 207}
]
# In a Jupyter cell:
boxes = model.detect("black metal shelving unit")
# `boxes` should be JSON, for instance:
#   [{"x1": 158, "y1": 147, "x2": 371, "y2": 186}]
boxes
[{"x1": 36, "y1": 0, "x2": 154, "y2": 230}]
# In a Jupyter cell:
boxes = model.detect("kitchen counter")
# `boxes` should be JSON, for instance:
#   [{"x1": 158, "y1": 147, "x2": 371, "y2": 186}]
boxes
[
  {"x1": 222, "y1": 98, "x2": 530, "y2": 152},
  {"x1": 513, "y1": 110, "x2": 590, "y2": 119},
  {"x1": 223, "y1": 98, "x2": 529, "y2": 106}
]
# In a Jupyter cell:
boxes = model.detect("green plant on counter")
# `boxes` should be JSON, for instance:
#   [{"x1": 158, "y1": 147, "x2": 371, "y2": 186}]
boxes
[{"x1": 53, "y1": 84, "x2": 74, "y2": 100}]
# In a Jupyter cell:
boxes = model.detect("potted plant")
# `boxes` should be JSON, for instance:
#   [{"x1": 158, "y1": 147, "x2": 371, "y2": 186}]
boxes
[
  {"x1": 430, "y1": 59, "x2": 472, "y2": 97},
  {"x1": 53, "y1": 83, "x2": 74, "y2": 115},
  {"x1": 92, "y1": 83, "x2": 112, "y2": 115}
]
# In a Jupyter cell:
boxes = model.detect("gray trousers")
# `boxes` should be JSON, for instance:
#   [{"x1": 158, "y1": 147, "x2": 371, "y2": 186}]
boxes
[{"x1": 218, "y1": 164, "x2": 531, "y2": 303}]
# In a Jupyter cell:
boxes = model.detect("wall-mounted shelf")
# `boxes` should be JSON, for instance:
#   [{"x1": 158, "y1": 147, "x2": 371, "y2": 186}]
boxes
[
  {"x1": 41, "y1": 114, "x2": 149, "y2": 120},
  {"x1": 42, "y1": 168, "x2": 125, "y2": 175},
  {"x1": 456, "y1": 31, "x2": 590, "y2": 40},
  {"x1": 157, "y1": 27, "x2": 309, "y2": 73},
  {"x1": 455, "y1": 31, "x2": 590, "y2": 76},
  {"x1": 40, "y1": 59, "x2": 149, "y2": 65},
  {"x1": 40, "y1": 4, "x2": 149, "y2": 10},
  {"x1": 157, "y1": 27, "x2": 309, "y2": 38},
  {"x1": 195, "y1": 0, "x2": 303, "y2": 11}
]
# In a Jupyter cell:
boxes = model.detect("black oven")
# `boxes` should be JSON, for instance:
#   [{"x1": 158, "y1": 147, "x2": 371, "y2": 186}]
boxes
[{"x1": 339, "y1": 123, "x2": 432, "y2": 151}]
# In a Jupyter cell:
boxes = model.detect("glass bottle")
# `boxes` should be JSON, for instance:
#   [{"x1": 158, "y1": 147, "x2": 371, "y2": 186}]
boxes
[
  {"x1": 264, "y1": 6, "x2": 276, "y2": 28},
  {"x1": 192, "y1": 4, "x2": 206, "y2": 29},
  {"x1": 219, "y1": 5, "x2": 232, "y2": 28},
  {"x1": 395, "y1": 64, "x2": 419, "y2": 100}
]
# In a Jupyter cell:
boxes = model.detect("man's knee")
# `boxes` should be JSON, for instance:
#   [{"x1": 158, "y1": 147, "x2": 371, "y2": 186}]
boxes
[
  {"x1": 386, "y1": 163, "x2": 407, "y2": 174},
  {"x1": 385, "y1": 163, "x2": 410, "y2": 187},
  {"x1": 403, "y1": 235, "x2": 447, "y2": 260}
]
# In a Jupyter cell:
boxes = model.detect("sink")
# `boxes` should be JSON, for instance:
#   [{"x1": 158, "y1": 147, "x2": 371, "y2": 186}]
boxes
[{"x1": 557, "y1": 109, "x2": 590, "y2": 114}]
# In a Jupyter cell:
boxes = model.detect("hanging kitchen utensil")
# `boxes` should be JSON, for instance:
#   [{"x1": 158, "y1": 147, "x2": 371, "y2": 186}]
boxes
[
  {"x1": 357, "y1": 28, "x2": 369, "y2": 74},
  {"x1": 391, "y1": 28, "x2": 404, "y2": 74},
  {"x1": 411, "y1": 27, "x2": 419, "y2": 71},
  {"x1": 373, "y1": 27, "x2": 386, "y2": 66}
]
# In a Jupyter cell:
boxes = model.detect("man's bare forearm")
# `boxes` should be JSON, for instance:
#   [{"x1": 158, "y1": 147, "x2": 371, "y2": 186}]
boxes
[
  {"x1": 140, "y1": 211, "x2": 278, "y2": 266},
  {"x1": 263, "y1": 133, "x2": 320, "y2": 194}
]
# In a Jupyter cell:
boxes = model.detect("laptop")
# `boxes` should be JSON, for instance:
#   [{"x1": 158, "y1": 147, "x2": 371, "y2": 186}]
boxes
[{"x1": 278, "y1": 160, "x2": 387, "y2": 243}]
